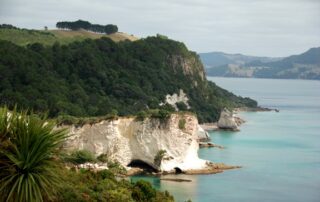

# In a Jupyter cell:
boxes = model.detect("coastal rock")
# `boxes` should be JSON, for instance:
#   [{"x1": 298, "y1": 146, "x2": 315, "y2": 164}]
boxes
[
  {"x1": 199, "y1": 123, "x2": 219, "y2": 131},
  {"x1": 217, "y1": 108, "x2": 238, "y2": 130},
  {"x1": 62, "y1": 113, "x2": 209, "y2": 173},
  {"x1": 184, "y1": 162, "x2": 241, "y2": 175},
  {"x1": 199, "y1": 142, "x2": 224, "y2": 149},
  {"x1": 196, "y1": 125, "x2": 210, "y2": 141}
]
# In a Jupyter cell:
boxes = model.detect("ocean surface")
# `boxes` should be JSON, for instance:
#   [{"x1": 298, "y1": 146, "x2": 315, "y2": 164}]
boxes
[{"x1": 131, "y1": 77, "x2": 320, "y2": 202}]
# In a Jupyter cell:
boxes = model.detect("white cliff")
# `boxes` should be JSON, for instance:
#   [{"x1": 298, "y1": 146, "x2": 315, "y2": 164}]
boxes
[
  {"x1": 62, "y1": 113, "x2": 208, "y2": 173},
  {"x1": 217, "y1": 108, "x2": 239, "y2": 130}
]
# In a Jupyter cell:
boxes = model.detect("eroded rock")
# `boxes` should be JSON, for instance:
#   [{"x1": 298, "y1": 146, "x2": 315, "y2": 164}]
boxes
[
  {"x1": 62, "y1": 113, "x2": 208, "y2": 173},
  {"x1": 217, "y1": 108, "x2": 239, "y2": 130},
  {"x1": 197, "y1": 125, "x2": 210, "y2": 141}
]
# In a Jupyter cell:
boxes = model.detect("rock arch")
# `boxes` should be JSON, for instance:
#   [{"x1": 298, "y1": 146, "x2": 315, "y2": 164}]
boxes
[
  {"x1": 174, "y1": 167, "x2": 183, "y2": 174},
  {"x1": 127, "y1": 159, "x2": 158, "y2": 172}
]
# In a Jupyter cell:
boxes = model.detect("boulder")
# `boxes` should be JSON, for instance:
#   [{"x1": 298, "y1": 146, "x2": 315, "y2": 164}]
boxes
[
  {"x1": 217, "y1": 108, "x2": 238, "y2": 130},
  {"x1": 196, "y1": 125, "x2": 210, "y2": 141}
]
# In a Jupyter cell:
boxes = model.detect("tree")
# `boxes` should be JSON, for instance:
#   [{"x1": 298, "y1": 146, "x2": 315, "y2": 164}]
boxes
[
  {"x1": 0, "y1": 107, "x2": 67, "y2": 201},
  {"x1": 55, "y1": 20, "x2": 118, "y2": 34},
  {"x1": 154, "y1": 149, "x2": 167, "y2": 168}
]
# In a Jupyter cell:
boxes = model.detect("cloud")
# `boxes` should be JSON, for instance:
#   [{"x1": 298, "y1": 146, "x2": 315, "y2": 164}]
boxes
[{"x1": 0, "y1": 0, "x2": 319, "y2": 56}]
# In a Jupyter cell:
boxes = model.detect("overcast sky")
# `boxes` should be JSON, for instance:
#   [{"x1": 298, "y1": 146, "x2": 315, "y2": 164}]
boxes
[{"x1": 1, "y1": 0, "x2": 319, "y2": 57}]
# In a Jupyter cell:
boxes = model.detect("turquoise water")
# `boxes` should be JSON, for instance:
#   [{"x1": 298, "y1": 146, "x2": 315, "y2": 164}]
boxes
[{"x1": 132, "y1": 77, "x2": 320, "y2": 202}]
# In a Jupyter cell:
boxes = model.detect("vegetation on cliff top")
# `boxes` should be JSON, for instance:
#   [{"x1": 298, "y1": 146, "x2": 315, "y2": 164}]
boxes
[{"x1": 0, "y1": 27, "x2": 257, "y2": 123}]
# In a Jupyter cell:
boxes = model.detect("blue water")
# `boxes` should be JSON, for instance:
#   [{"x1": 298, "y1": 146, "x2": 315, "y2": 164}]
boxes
[{"x1": 132, "y1": 77, "x2": 320, "y2": 202}]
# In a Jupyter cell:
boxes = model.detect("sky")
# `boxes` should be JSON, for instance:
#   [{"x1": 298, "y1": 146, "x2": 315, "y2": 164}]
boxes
[{"x1": 0, "y1": 0, "x2": 319, "y2": 57}]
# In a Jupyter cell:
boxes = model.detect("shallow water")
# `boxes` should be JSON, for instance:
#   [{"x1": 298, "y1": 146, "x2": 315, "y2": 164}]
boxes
[{"x1": 132, "y1": 77, "x2": 320, "y2": 202}]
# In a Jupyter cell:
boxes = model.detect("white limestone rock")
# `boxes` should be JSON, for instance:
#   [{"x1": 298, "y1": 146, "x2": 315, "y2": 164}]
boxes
[
  {"x1": 62, "y1": 113, "x2": 208, "y2": 173},
  {"x1": 161, "y1": 89, "x2": 190, "y2": 111},
  {"x1": 217, "y1": 108, "x2": 238, "y2": 130},
  {"x1": 78, "y1": 163, "x2": 108, "y2": 170}
]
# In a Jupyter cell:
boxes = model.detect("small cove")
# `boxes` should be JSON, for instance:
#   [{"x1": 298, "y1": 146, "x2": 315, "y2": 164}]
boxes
[{"x1": 131, "y1": 77, "x2": 320, "y2": 202}]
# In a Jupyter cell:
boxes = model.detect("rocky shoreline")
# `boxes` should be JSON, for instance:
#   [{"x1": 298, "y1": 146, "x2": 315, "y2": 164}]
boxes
[
  {"x1": 126, "y1": 106, "x2": 276, "y2": 177},
  {"x1": 199, "y1": 142, "x2": 224, "y2": 149},
  {"x1": 62, "y1": 107, "x2": 276, "y2": 178},
  {"x1": 234, "y1": 106, "x2": 279, "y2": 113},
  {"x1": 125, "y1": 162, "x2": 241, "y2": 176},
  {"x1": 200, "y1": 106, "x2": 277, "y2": 132}
]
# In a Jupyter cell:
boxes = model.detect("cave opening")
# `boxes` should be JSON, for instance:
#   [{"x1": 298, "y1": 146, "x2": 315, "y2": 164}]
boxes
[
  {"x1": 174, "y1": 167, "x2": 183, "y2": 174},
  {"x1": 128, "y1": 160, "x2": 158, "y2": 173}
]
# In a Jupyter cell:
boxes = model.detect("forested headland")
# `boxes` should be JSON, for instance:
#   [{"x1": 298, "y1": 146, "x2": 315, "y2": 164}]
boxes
[{"x1": 0, "y1": 25, "x2": 257, "y2": 123}]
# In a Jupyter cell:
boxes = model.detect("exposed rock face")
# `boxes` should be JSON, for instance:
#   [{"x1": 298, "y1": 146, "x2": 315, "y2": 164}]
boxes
[
  {"x1": 217, "y1": 108, "x2": 238, "y2": 130},
  {"x1": 196, "y1": 125, "x2": 210, "y2": 141},
  {"x1": 169, "y1": 55, "x2": 206, "y2": 82},
  {"x1": 161, "y1": 89, "x2": 190, "y2": 110},
  {"x1": 62, "y1": 114, "x2": 208, "y2": 172}
]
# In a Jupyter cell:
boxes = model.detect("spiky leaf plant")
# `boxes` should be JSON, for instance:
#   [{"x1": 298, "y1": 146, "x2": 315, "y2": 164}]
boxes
[{"x1": 0, "y1": 107, "x2": 67, "y2": 202}]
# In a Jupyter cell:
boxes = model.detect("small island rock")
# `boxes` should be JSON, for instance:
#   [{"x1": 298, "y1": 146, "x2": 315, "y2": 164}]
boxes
[{"x1": 217, "y1": 108, "x2": 238, "y2": 130}]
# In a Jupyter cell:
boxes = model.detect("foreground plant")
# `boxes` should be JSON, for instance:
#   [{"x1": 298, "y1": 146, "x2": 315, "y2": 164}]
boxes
[{"x1": 0, "y1": 107, "x2": 67, "y2": 202}]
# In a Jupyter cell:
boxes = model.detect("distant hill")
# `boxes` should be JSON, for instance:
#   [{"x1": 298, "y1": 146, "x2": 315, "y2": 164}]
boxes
[
  {"x1": 200, "y1": 52, "x2": 281, "y2": 68},
  {"x1": 0, "y1": 27, "x2": 138, "y2": 46},
  {"x1": 200, "y1": 48, "x2": 320, "y2": 80}
]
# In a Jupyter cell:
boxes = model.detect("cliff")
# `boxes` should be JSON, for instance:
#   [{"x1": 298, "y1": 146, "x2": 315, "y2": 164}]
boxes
[{"x1": 62, "y1": 113, "x2": 211, "y2": 173}]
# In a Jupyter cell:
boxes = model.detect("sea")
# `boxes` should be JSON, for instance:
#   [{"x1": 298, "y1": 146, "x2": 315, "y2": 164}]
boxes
[{"x1": 131, "y1": 77, "x2": 320, "y2": 202}]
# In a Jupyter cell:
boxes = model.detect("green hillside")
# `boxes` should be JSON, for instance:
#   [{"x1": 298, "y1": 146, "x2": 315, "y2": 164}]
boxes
[
  {"x1": 0, "y1": 27, "x2": 138, "y2": 46},
  {"x1": 0, "y1": 28, "x2": 257, "y2": 123}
]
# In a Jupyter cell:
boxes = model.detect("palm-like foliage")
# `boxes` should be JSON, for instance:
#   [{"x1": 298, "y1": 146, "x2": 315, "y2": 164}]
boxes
[{"x1": 0, "y1": 107, "x2": 67, "y2": 202}]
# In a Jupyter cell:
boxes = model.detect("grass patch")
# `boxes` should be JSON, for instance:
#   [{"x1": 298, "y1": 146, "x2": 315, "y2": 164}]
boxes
[
  {"x1": 0, "y1": 28, "x2": 138, "y2": 46},
  {"x1": 63, "y1": 150, "x2": 96, "y2": 164},
  {"x1": 55, "y1": 112, "x2": 118, "y2": 126}
]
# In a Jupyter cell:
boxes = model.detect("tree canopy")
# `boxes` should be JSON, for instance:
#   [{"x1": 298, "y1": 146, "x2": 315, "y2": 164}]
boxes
[
  {"x1": 56, "y1": 20, "x2": 118, "y2": 34},
  {"x1": 0, "y1": 36, "x2": 256, "y2": 123}
]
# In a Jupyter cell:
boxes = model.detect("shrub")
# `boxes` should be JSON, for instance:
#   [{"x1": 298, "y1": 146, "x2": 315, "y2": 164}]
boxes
[
  {"x1": 176, "y1": 102, "x2": 188, "y2": 111},
  {"x1": 56, "y1": 168, "x2": 174, "y2": 202},
  {"x1": 64, "y1": 150, "x2": 96, "y2": 164},
  {"x1": 0, "y1": 107, "x2": 67, "y2": 201},
  {"x1": 151, "y1": 109, "x2": 171, "y2": 120},
  {"x1": 179, "y1": 118, "x2": 186, "y2": 129},
  {"x1": 154, "y1": 149, "x2": 167, "y2": 167},
  {"x1": 108, "y1": 160, "x2": 127, "y2": 175},
  {"x1": 97, "y1": 153, "x2": 109, "y2": 163},
  {"x1": 97, "y1": 169, "x2": 115, "y2": 180},
  {"x1": 132, "y1": 180, "x2": 156, "y2": 201},
  {"x1": 136, "y1": 110, "x2": 148, "y2": 121},
  {"x1": 56, "y1": 114, "x2": 78, "y2": 125}
]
